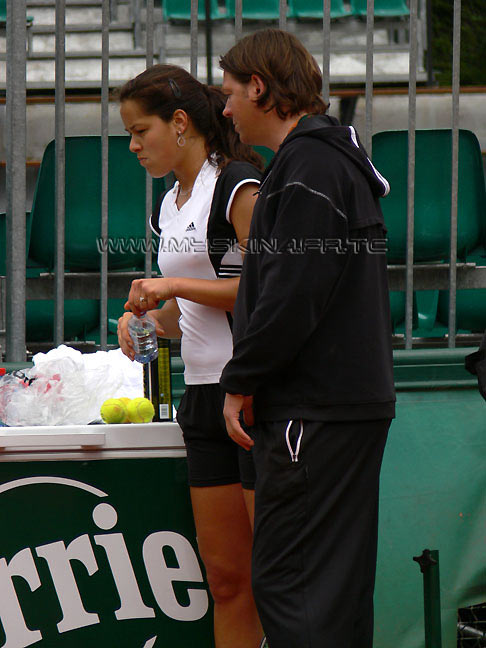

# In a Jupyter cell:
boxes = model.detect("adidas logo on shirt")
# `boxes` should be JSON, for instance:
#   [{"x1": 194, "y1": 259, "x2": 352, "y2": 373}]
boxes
[{"x1": 185, "y1": 222, "x2": 196, "y2": 232}]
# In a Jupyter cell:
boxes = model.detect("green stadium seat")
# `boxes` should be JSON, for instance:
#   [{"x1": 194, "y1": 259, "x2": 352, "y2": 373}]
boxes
[
  {"x1": 350, "y1": 0, "x2": 409, "y2": 17},
  {"x1": 170, "y1": 355, "x2": 186, "y2": 408},
  {"x1": 0, "y1": 213, "x2": 99, "y2": 343},
  {"x1": 28, "y1": 136, "x2": 164, "y2": 272},
  {"x1": 253, "y1": 145, "x2": 274, "y2": 168},
  {"x1": 288, "y1": 0, "x2": 351, "y2": 20},
  {"x1": 437, "y1": 247, "x2": 486, "y2": 333},
  {"x1": 162, "y1": 0, "x2": 227, "y2": 22},
  {"x1": 389, "y1": 290, "x2": 406, "y2": 330},
  {"x1": 25, "y1": 297, "x2": 101, "y2": 343},
  {"x1": 372, "y1": 129, "x2": 486, "y2": 263},
  {"x1": 389, "y1": 289, "x2": 448, "y2": 339},
  {"x1": 225, "y1": 0, "x2": 283, "y2": 21},
  {"x1": 0, "y1": 211, "x2": 33, "y2": 275},
  {"x1": 25, "y1": 136, "x2": 165, "y2": 344},
  {"x1": 0, "y1": 212, "x2": 97, "y2": 344},
  {"x1": 0, "y1": 0, "x2": 34, "y2": 26},
  {"x1": 22, "y1": 258, "x2": 103, "y2": 344},
  {"x1": 415, "y1": 290, "x2": 439, "y2": 333},
  {"x1": 389, "y1": 290, "x2": 420, "y2": 334},
  {"x1": 79, "y1": 297, "x2": 130, "y2": 347}
]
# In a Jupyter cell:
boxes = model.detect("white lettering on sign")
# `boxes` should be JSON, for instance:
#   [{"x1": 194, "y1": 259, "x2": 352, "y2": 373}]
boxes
[
  {"x1": 143, "y1": 531, "x2": 208, "y2": 622},
  {"x1": 0, "y1": 548, "x2": 42, "y2": 648},
  {"x1": 35, "y1": 535, "x2": 100, "y2": 633},
  {"x1": 0, "y1": 481, "x2": 210, "y2": 647},
  {"x1": 94, "y1": 533, "x2": 156, "y2": 621},
  {"x1": 92, "y1": 502, "x2": 155, "y2": 621}
]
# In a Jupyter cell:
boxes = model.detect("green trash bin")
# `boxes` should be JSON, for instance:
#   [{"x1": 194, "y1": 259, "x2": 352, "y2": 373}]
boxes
[{"x1": 0, "y1": 423, "x2": 213, "y2": 648}]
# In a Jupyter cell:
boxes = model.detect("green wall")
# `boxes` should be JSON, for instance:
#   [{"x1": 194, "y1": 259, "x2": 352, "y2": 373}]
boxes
[{"x1": 374, "y1": 349, "x2": 486, "y2": 647}]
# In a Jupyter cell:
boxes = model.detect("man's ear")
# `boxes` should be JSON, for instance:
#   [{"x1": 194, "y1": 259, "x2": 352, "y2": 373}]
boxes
[{"x1": 249, "y1": 74, "x2": 267, "y2": 101}]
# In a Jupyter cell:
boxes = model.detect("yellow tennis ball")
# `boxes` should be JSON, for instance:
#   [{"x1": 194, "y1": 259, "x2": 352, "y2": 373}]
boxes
[
  {"x1": 118, "y1": 397, "x2": 132, "y2": 423},
  {"x1": 127, "y1": 397, "x2": 155, "y2": 423},
  {"x1": 100, "y1": 398, "x2": 128, "y2": 424}
]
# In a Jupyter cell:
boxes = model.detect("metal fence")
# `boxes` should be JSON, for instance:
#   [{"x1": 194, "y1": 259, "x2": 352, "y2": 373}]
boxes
[
  {"x1": 458, "y1": 602, "x2": 486, "y2": 647},
  {"x1": 3, "y1": 0, "x2": 483, "y2": 362}
]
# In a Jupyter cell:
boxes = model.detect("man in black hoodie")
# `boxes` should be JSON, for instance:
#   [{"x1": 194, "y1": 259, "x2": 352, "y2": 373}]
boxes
[{"x1": 220, "y1": 29, "x2": 396, "y2": 648}]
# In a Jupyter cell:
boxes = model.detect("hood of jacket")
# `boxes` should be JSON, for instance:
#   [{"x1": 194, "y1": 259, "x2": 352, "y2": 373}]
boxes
[{"x1": 270, "y1": 113, "x2": 390, "y2": 199}]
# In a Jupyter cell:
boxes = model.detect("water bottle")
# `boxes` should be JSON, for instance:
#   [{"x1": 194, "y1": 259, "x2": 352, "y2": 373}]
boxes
[{"x1": 128, "y1": 314, "x2": 159, "y2": 364}]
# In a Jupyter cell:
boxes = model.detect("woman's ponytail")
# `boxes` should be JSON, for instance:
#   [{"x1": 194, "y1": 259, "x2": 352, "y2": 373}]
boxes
[{"x1": 203, "y1": 85, "x2": 264, "y2": 171}]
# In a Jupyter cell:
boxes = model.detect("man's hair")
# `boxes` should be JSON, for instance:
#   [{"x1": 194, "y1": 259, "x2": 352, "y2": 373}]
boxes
[{"x1": 219, "y1": 29, "x2": 328, "y2": 119}]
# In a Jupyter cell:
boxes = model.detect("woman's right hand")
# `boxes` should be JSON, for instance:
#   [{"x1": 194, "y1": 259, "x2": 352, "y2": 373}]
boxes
[{"x1": 117, "y1": 310, "x2": 166, "y2": 361}]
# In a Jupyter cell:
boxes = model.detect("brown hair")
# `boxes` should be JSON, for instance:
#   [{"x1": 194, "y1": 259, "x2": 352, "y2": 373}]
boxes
[
  {"x1": 219, "y1": 29, "x2": 328, "y2": 119},
  {"x1": 117, "y1": 64, "x2": 263, "y2": 170}
]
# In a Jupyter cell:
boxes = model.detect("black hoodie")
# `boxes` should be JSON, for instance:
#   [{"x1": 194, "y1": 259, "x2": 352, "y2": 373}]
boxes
[{"x1": 220, "y1": 114, "x2": 396, "y2": 422}]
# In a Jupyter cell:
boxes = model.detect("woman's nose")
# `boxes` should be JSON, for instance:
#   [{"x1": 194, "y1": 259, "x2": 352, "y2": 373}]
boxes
[{"x1": 129, "y1": 136, "x2": 140, "y2": 152}]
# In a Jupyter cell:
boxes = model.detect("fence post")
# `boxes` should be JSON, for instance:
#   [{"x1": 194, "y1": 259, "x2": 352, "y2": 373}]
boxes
[
  {"x1": 413, "y1": 548, "x2": 443, "y2": 648},
  {"x1": 5, "y1": 0, "x2": 27, "y2": 362}
]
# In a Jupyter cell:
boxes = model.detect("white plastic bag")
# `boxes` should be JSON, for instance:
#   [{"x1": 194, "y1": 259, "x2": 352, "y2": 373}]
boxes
[{"x1": 1, "y1": 345, "x2": 143, "y2": 426}]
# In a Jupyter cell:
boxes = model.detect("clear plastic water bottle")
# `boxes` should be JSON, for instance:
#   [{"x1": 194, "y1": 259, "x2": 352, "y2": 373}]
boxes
[{"x1": 128, "y1": 314, "x2": 159, "y2": 364}]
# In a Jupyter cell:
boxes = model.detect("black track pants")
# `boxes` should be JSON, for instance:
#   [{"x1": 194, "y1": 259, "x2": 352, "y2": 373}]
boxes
[{"x1": 250, "y1": 418, "x2": 390, "y2": 648}]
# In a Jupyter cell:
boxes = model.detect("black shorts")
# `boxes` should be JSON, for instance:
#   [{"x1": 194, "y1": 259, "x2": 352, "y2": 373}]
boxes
[{"x1": 176, "y1": 383, "x2": 256, "y2": 489}]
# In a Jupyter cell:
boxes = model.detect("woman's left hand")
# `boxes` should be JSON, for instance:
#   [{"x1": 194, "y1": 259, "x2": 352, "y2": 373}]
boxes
[{"x1": 126, "y1": 277, "x2": 176, "y2": 315}]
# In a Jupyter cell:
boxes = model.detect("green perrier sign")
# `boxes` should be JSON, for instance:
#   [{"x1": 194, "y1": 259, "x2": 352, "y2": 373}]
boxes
[{"x1": 0, "y1": 458, "x2": 213, "y2": 647}]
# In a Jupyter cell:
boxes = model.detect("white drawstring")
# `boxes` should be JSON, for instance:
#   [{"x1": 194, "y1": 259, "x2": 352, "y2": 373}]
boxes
[{"x1": 285, "y1": 419, "x2": 304, "y2": 462}]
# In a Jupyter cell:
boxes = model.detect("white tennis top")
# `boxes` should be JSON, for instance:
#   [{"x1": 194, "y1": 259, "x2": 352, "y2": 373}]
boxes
[{"x1": 154, "y1": 159, "x2": 260, "y2": 384}]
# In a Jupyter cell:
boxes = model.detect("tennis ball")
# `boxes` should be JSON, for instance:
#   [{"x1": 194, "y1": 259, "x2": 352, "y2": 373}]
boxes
[
  {"x1": 100, "y1": 398, "x2": 128, "y2": 424},
  {"x1": 127, "y1": 397, "x2": 155, "y2": 423},
  {"x1": 118, "y1": 397, "x2": 132, "y2": 423}
]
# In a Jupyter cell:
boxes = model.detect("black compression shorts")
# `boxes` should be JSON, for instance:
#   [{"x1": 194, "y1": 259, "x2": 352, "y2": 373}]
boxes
[{"x1": 176, "y1": 383, "x2": 256, "y2": 489}]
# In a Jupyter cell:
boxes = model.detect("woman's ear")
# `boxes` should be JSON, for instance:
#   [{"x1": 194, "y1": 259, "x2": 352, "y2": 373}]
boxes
[{"x1": 171, "y1": 109, "x2": 189, "y2": 133}]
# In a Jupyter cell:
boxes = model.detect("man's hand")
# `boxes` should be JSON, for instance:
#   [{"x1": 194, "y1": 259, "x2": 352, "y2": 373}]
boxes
[{"x1": 223, "y1": 393, "x2": 255, "y2": 450}]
